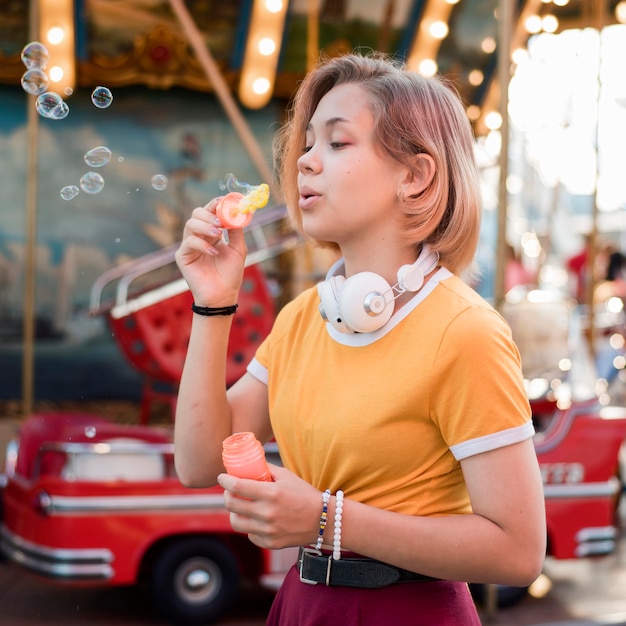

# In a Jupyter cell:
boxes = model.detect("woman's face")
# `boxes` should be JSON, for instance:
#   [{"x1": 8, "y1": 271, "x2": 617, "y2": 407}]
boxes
[{"x1": 296, "y1": 82, "x2": 409, "y2": 253}]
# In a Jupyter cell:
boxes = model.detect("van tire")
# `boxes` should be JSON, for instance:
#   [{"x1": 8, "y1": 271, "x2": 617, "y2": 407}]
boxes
[{"x1": 150, "y1": 537, "x2": 240, "y2": 625}]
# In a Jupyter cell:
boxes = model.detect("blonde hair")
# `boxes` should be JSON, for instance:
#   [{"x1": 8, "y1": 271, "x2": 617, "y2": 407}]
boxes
[{"x1": 274, "y1": 52, "x2": 482, "y2": 276}]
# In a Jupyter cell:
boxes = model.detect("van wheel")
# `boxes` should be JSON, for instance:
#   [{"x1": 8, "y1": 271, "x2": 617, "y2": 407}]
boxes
[{"x1": 150, "y1": 537, "x2": 240, "y2": 625}]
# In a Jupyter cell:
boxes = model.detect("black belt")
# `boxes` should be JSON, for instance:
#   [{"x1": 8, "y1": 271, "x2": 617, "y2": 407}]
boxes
[{"x1": 297, "y1": 547, "x2": 439, "y2": 588}]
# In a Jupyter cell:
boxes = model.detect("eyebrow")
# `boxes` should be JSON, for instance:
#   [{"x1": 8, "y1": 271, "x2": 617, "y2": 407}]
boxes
[{"x1": 306, "y1": 116, "x2": 350, "y2": 131}]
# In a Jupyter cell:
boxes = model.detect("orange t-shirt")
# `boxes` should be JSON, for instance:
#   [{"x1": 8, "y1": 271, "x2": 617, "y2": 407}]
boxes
[{"x1": 248, "y1": 269, "x2": 533, "y2": 517}]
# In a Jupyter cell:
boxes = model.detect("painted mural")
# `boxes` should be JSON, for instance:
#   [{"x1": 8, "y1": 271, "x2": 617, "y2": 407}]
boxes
[{"x1": 0, "y1": 83, "x2": 279, "y2": 400}]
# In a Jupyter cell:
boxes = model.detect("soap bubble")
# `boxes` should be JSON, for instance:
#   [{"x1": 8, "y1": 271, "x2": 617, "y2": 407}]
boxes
[
  {"x1": 150, "y1": 174, "x2": 168, "y2": 190},
  {"x1": 48, "y1": 100, "x2": 69, "y2": 120},
  {"x1": 35, "y1": 91, "x2": 64, "y2": 118},
  {"x1": 21, "y1": 68, "x2": 49, "y2": 95},
  {"x1": 64, "y1": 86, "x2": 73, "y2": 96},
  {"x1": 60, "y1": 185, "x2": 79, "y2": 201},
  {"x1": 80, "y1": 171, "x2": 105, "y2": 194},
  {"x1": 84, "y1": 146, "x2": 112, "y2": 168},
  {"x1": 91, "y1": 86, "x2": 113, "y2": 109},
  {"x1": 21, "y1": 42, "x2": 49, "y2": 70},
  {"x1": 117, "y1": 156, "x2": 125, "y2": 163},
  {"x1": 222, "y1": 172, "x2": 254, "y2": 195}
]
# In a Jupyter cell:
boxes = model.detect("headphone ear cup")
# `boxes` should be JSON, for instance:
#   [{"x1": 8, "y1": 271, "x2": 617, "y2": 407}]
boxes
[
  {"x1": 339, "y1": 272, "x2": 393, "y2": 333},
  {"x1": 397, "y1": 263, "x2": 425, "y2": 292},
  {"x1": 317, "y1": 276, "x2": 350, "y2": 333}
]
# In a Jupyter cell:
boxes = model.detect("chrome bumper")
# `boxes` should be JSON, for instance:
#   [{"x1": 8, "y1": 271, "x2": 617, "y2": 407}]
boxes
[{"x1": 0, "y1": 523, "x2": 114, "y2": 580}]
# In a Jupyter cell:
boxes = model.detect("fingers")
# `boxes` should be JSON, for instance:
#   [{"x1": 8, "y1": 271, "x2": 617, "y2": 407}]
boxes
[
  {"x1": 218, "y1": 469, "x2": 320, "y2": 550},
  {"x1": 219, "y1": 476, "x2": 274, "y2": 539},
  {"x1": 183, "y1": 202, "x2": 223, "y2": 241},
  {"x1": 176, "y1": 234, "x2": 219, "y2": 260},
  {"x1": 176, "y1": 202, "x2": 225, "y2": 263},
  {"x1": 180, "y1": 199, "x2": 248, "y2": 259},
  {"x1": 218, "y1": 473, "x2": 268, "y2": 501}
]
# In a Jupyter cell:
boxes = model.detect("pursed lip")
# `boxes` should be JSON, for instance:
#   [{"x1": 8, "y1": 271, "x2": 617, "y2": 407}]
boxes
[{"x1": 298, "y1": 186, "x2": 320, "y2": 210}]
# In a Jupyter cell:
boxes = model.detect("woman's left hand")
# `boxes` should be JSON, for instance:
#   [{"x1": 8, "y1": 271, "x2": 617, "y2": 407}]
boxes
[{"x1": 217, "y1": 464, "x2": 321, "y2": 550}]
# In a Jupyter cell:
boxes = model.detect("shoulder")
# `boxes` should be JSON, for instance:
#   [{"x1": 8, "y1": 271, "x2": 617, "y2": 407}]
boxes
[
  {"x1": 269, "y1": 286, "x2": 321, "y2": 339},
  {"x1": 433, "y1": 275, "x2": 512, "y2": 338},
  {"x1": 421, "y1": 276, "x2": 522, "y2": 376}
]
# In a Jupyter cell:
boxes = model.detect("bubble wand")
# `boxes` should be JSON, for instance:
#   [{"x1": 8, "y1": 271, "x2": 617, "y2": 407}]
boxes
[{"x1": 215, "y1": 173, "x2": 270, "y2": 229}]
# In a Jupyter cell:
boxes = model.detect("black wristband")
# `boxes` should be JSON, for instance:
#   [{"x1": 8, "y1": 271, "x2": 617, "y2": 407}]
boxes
[{"x1": 191, "y1": 303, "x2": 239, "y2": 316}]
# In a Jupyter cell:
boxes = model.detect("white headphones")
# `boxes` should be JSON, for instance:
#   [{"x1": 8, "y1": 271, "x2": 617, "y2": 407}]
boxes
[{"x1": 317, "y1": 245, "x2": 439, "y2": 334}]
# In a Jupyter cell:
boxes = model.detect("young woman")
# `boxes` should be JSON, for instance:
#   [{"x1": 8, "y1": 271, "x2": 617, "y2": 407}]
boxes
[{"x1": 174, "y1": 53, "x2": 546, "y2": 625}]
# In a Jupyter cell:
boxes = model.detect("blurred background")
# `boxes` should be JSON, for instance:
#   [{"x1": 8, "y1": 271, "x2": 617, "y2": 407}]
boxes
[{"x1": 2, "y1": 2, "x2": 626, "y2": 625}]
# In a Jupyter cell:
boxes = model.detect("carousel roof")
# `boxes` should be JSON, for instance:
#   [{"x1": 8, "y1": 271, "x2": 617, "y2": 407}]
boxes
[{"x1": 1, "y1": 0, "x2": 624, "y2": 135}]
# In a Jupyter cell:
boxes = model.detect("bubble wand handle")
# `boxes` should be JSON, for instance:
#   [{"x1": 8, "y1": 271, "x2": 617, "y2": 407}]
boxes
[
  {"x1": 215, "y1": 176, "x2": 270, "y2": 229},
  {"x1": 222, "y1": 432, "x2": 273, "y2": 481}
]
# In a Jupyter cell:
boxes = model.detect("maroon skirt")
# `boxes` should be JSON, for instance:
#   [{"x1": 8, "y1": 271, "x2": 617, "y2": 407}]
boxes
[{"x1": 266, "y1": 564, "x2": 482, "y2": 626}]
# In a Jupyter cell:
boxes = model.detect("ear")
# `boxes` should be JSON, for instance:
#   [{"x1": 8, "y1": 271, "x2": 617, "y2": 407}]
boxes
[{"x1": 398, "y1": 153, "x2": 436, "y2": 198}]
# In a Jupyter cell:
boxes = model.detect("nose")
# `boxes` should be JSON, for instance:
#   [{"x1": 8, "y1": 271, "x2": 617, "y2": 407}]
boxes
[{"x1": 297, "y1": 147, "x2": 320, "y2": 174}]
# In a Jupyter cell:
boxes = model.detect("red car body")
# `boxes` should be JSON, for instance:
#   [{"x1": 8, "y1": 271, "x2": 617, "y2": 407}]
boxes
[
  {"x1": 0, "y1": 412, "x2": 297, "y2": 624},
  {"x1": 535, "y1": 398, "x2": 626, "y2": 559}
]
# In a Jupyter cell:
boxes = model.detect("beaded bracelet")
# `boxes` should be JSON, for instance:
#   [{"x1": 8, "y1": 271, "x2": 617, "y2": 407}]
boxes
[
  {"x1": 191, "y1": 303, "x2": 239, "y2": 316},
  {"x1": 315, "y1": 489, "x2": 331, "y2": 551},
  {"x1": 333, "y1": 490, "x2": 344, "y2": 561}
]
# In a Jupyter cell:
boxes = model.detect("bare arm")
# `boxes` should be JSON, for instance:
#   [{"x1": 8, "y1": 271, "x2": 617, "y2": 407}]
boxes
[
  {"x1": 339, "y1": 438, "x2": 546, "y2": 585},
  {"x1": 218, "y1": 439, "x2": 546, "y2": 586},
  {"x1": 173, "y1": 198, "x2": 272, "y2": 487}
]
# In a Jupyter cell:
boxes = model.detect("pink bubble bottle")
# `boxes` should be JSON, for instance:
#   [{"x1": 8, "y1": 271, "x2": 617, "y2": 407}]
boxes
[{"x1": 222, "y1": 432, "x2": 272, "y2": 481}]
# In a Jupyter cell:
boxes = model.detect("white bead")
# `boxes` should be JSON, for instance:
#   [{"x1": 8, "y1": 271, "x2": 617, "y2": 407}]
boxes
[{"x1": 332, "y1": 490, "x2": 344, "y2": 560}]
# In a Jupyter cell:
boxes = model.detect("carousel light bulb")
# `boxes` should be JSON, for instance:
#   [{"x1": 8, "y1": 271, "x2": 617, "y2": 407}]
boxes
[{"x1": 47, "y1": 27, "x2": 64, "y2": 45}]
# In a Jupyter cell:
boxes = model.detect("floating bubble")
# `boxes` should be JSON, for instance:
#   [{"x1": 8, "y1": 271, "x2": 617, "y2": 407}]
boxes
[
  {"x1": 151, "y1": 174, "x2": 168, "y2": 191},
  {"x1": 21, "y1": 42, "x2": 49, "y2": 70},
  {"x1": 35, "y1": 91, "x2": 63, "y2": 118},
  {"x1": 49, "y1": 100, "x2": 69, "y2": 120},
  {"x1": 80, "y1": 171, "x2": 105, "y2": 194},
  {"x1": 64, "y1": 86, "x2": 73, "y2": 96},
  {"x1": 91, "y1": 86, "x2": 113, "y2": 109},
  {"x1": 21, "y1": 68, "x2": 49, "y2": 95},
  {"x1": 84, "y1": 146, "x2": 112, "y2": 168},
  {"x1": 222, "y1": 172, "x2": 255, "y2": 195},
  {"x1": 60, "y1": 185, "x2": 79, "y2": 201},
  {"x1": 117, "y1": 156, "x2": 125, "y2": 163}
]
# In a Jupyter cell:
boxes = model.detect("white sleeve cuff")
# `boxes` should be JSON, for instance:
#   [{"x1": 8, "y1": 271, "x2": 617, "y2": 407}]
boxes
[
  {"x1": 450, "y1": 421, "x2": 535, "y2": 461},
  {"x1": 246, "y1": 358, "x2": 268, "y2": 385}
]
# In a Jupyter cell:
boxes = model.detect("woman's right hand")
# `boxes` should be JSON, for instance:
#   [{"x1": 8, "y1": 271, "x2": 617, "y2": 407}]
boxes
[{"x1": 175, "y1": 197, "x2": 248, "y2": 306}]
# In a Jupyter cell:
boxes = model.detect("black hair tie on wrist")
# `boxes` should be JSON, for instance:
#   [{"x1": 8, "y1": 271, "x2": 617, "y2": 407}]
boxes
[{"x1": 191, "y1": 303, "x2": 239, "y2": 316}]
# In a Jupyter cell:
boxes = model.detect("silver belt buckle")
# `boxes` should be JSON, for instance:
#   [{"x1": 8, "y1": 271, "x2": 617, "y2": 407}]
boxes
[{"x1": 299, "y1": 547, "x2": 326, "y2": 585}]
